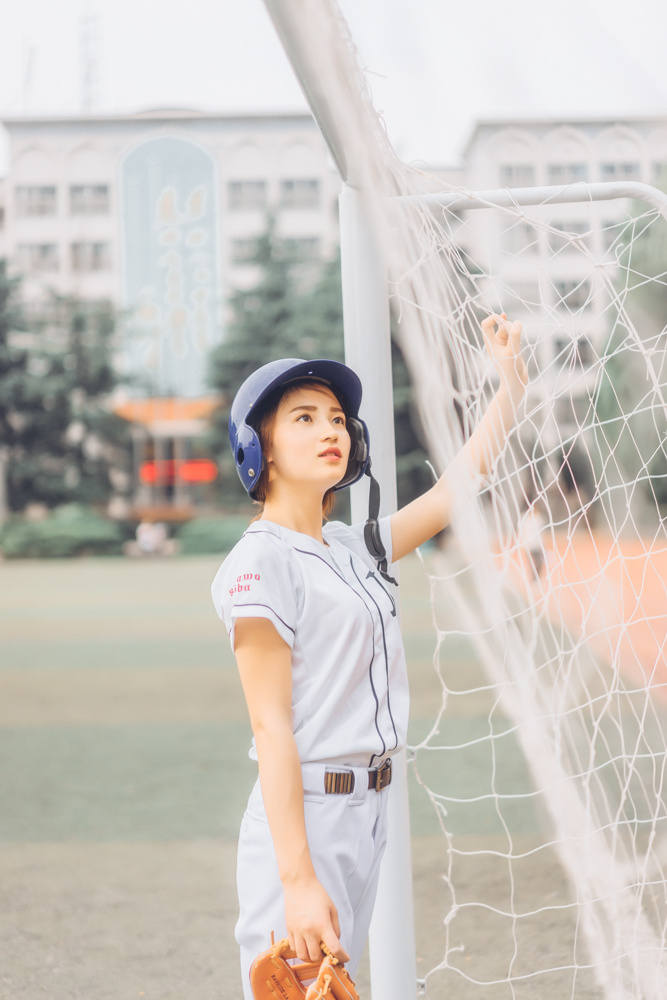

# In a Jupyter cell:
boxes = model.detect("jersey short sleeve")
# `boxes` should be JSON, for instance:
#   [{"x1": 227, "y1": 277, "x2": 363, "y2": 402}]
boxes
[{"x1": 211, "y1": 529, "x2": 299, "y2": 650}]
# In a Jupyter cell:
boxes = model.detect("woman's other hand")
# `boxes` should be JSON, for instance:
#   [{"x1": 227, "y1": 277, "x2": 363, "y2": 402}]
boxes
[
  {"x1": 481, "y1": 312, "x2": 528, "y2": 398},
  {"x1": 283, "y1": 874, "x2": 350, "y2": 965}
]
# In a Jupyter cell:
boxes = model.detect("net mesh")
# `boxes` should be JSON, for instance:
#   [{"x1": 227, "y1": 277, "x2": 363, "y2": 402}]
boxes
[
  {"x1": 402, "y1": 194, "x2": 667, "y2": 1000},
  {"x1": 273, "y1": 3, "x2": 667, "y2": 996}
]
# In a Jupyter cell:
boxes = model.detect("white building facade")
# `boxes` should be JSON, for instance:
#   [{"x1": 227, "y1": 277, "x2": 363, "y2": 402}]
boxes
[{"x1": 0, "y1": 109, "x2": 341, "y2": 396}]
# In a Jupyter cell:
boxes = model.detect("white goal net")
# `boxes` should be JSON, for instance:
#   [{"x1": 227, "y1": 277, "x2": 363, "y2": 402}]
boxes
[{"x1": 403, "y1": 190, "x2": 667, "y2": 1000}]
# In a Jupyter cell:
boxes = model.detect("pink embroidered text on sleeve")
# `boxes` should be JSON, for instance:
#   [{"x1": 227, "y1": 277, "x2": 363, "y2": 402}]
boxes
[{"x1": 229, "y1": 572, "x2": 261, "y2": 597}]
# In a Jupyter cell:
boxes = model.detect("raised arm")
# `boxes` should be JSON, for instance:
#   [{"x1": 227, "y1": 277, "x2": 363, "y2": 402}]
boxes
[
  {"x1": 233, "y1": 617, "x2": 349, "y2": 964},
  {"x1": 390, "y1": 314, "x2": 528, "y2": 562}
]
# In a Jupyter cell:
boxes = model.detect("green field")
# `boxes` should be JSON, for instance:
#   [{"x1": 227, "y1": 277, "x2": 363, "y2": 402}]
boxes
[{"x1": 0, "y1": 553, "x2": 593, "y2": 999}]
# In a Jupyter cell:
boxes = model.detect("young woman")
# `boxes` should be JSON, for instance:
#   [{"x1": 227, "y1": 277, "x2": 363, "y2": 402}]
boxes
[{"x1": 211, "y1": 314, "x2": 527, "y2": 997}]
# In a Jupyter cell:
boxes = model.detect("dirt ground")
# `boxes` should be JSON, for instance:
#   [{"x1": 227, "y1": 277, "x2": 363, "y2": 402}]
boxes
[{"x1": 0, "y1": 552, "x2": 601, "y2": 1000}]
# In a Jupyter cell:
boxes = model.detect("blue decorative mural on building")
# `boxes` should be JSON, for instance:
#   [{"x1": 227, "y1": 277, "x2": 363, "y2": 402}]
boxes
[{"x1": 120, "y1": 137, "x2": 220, "y2": 398}]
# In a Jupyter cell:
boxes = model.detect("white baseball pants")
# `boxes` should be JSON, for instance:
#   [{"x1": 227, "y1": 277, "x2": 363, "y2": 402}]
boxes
[{"x1": 235, "y1": 761, "x2": 390, "y2": 1000}]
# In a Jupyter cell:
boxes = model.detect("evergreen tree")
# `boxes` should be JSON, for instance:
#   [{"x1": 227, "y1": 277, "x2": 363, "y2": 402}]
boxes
[
  {"x1": 0, "y1": 261, "x2": 40, "y2": 519},
  {"x1": 209, "y1": 218, "x2": 304, "y2": 399},
  {"x1": 0, "y1": 274, "x2": 130, "y2": 514}
]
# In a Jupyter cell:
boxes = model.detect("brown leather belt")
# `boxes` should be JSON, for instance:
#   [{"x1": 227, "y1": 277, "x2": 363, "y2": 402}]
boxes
[{"x1": 324, "y1": 759, "x2": 392, "y2": 795}]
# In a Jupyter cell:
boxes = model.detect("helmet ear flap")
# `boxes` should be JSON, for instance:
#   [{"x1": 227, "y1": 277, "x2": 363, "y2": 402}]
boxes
[
  {"x1": 233, "y1": 423, "x2": 263, "y2": 497},
  {"x1": 335, "y1": 416, "x2": 370, "y2": 492},
  {"x1": 347, "y1": 417, "x2": 369, "y2": 464}
]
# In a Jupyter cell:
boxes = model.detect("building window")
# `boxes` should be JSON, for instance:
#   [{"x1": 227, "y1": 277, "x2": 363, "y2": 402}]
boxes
[
  {"x1": 0, "y1": 207, "x2": 4, "y2": 231},
  {"x1": 70, "y1": 184, "x2": 110, "y2": 215},
  {"x1": 230, "y1": 237, "x2": 259, "y2": 264},
  {"x1": 501, "y1": 221, "x2": 540, "y2": 255},
  {"x1": 228, "y1": 180, "x2": 267, "y2": 210},
  {"x1": 653, "y1": 162, "x2": 667, "y2": 185},
  {"x1": 499, "y1": 165, "x2": 535, "y2": 187},
  {"x1": 281, "y1": 236, "x2": 321, "y2": 259},
  {"x1": 600, "y1": 162, "x2": 640, "y2": 181},
  {"x1": 547, "y1": 163, "x2": 589, "y2": 184},
  {"x1": 547, "y1": 220, "x2": 592, "y2": 254},
  {"x1": 556, "y1": 393, "x2": 592, "y2": 427},
  {"x1": 554, "y1": 335, "x2": 595, "y2": 368},
  {"x1": 554, "y1": 278, "x2": 592, "y2": 312},
  {"x1": 504, "y1": 280, "x2": 541, "y2": 311},
  {"x1": 15, "y1": 185, "x2": 57, "y2": 216},
  {"x1": 17, "y1": 243, "x2": 59, "y2": 272},
  {"x1": 71, "y1": 241, "x2": 111, "y2": 272},
  {"x1": 280, "y1": 178, "x2": 320, "y2": 209}
]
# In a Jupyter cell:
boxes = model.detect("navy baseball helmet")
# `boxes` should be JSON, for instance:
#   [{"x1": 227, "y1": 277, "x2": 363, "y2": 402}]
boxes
[{"x1": 228, "y1": 358, "x2": 370, "y2": 498}]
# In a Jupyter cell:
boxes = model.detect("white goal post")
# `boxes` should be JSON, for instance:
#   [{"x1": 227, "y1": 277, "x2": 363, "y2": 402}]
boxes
[{"x1": 411, "y1": 180, "x2": 667, "y2": 219}]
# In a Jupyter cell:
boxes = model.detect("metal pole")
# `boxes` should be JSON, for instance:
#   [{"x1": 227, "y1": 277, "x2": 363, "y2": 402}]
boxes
[
  {"x1": 262, "y1": 0, "x2": 353, "y2": 184},
  {"x1": 340, "y1": 183, "x2": 418, "y2": 1000},
  {"x1": 405, "y1": 180, "x2": 667, "y2": 220}
]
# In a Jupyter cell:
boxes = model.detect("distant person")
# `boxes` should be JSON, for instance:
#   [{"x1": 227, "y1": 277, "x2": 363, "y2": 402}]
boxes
[{"x1": 135, "y1": 521, "x2": 167, "y2": 556}]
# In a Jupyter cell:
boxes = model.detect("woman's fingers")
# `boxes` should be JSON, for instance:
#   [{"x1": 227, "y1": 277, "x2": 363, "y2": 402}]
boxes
[
  {"x1": 322, "y1": 918, "x2": 349, "y2": 964},
  {"x1": 481, "y1": 314, "x2": 523, "y2": 356},
  {"x1": 295, "y1": 931, "x2": 348, "y2": 965},
  {"x1": 480, "y1": 312, "x2": 502, "y2": 342},
  {"x1": 481, "y1": 312, "x2": 504, "y2": 331},
  {"x1": 291, "y1": 930, "x2": 317, "y2": 963},
  {"x1": 305, "y1": 934, "x2": 325, "y2": 964},
  {"x1": 321, "y1": 900, "x2": 348, "y2": 962}
]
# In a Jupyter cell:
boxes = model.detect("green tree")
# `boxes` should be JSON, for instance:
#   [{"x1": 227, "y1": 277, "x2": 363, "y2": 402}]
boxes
[
  {"x1": 0, "y1": 261, "x2": 40, "y2": 519},
  {"x1": 619, "y1": 200, "x2": 667, "y2": 324},
  {"x1": 0, "y1": 279, "x2": 131, "y2": 513}
]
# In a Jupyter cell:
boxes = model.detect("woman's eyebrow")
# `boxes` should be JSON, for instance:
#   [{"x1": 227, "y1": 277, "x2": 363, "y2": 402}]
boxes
[{"x1": 288, "y1": 404, "x2": 344, "y2": 414}]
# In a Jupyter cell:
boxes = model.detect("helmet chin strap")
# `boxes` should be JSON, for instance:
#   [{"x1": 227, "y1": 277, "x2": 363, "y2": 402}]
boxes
[{"x1": 363, "y1": 459, "x2": 398, "y2": 586}]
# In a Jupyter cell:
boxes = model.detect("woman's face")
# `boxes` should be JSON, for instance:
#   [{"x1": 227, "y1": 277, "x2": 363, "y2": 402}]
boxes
[{"x1": 264, "y1": 384, "x2": 351, "y2": 496}]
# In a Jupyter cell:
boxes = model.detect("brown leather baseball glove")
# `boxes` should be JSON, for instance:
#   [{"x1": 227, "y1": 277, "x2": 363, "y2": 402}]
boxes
[{"x1": 249, "y1": 936, "x2": 359, "y2": 1000}]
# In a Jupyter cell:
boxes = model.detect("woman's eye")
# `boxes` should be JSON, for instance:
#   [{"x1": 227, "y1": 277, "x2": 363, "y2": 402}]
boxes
[
  {"x1": 333, "y1": 416, "x2": 345, "y2": 425},
  {"x1": 297, "y1": 413, "x2": 311, "y2": 422}
]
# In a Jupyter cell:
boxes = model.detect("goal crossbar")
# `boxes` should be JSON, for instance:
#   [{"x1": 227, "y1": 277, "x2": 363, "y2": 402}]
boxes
[{"x1": 401, "y1": 180, "x2": 667, "y2": 219}]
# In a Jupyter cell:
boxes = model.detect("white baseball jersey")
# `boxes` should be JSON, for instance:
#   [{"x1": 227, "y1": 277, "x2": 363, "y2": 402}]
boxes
[{"x1": 211, "y1": 517, "x2": 409, "y2": 767}]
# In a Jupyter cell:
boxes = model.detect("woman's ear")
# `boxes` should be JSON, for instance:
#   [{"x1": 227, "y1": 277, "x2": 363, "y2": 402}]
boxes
[{"x1": 264, "y1": 453, "x2": 277, "y2": 491}]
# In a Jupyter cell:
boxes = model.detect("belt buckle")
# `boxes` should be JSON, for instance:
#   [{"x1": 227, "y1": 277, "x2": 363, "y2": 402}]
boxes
[{"x1": 375, "y1": 759, "x2": 391, "y2": 792}]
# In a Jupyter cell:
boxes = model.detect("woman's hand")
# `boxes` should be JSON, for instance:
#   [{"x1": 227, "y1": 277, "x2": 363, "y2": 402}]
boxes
[
  {"x1": 481, "y1": 312, "x2": 528, "y2": 399},
  {"x1": 283, "y1": 873, "x2": 350, "y2": 965}
]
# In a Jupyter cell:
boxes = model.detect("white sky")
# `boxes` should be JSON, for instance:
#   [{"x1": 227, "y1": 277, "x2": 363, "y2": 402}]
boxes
[{"x1": 1, "y1": 0, "x2": 666, "y2": 172}]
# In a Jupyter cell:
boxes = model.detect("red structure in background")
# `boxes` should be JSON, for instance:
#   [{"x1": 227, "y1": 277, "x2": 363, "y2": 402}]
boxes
[
  {"x1": 139, "y1": 459, "x2": 218, "y2": 486},
  {"x1": 114, "y1": 396, "x2": 221, "y2": 521}
]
